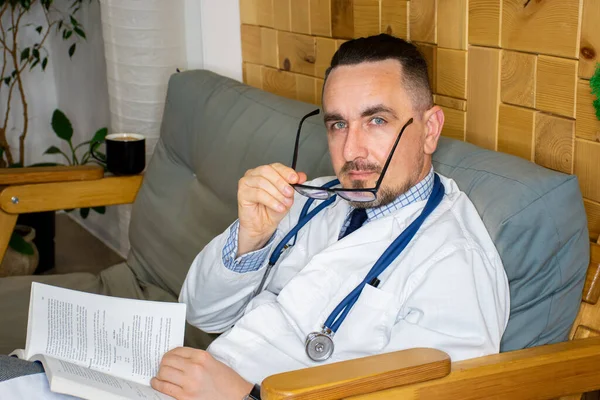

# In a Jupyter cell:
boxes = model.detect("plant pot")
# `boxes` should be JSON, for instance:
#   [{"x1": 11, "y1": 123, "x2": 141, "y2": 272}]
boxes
[
  {"x1": 0, "y1": 225, "x2": 39, "y2": 277},
  {"x1": 17, "y1": 211, "x2": 55, "y2": 274}
]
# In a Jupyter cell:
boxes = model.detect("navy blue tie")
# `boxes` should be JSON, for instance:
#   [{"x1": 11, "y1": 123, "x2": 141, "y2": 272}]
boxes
[{"x1": 340, "y1": 208, "x2": 368, "y2": 239}]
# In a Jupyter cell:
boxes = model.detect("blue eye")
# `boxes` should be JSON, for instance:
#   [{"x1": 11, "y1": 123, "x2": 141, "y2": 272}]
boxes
[
  {"x1": 333, "y1": 121, "x2": 346, "y2": 130},
  {"x1": 372, "y1": 117, "x2": 385, "y2": 125}
]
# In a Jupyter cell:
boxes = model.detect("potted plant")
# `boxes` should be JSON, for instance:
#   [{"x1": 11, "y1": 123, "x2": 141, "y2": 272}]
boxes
[
  {"x1": 0, "y1": 0, "x2": 95, "y2": 273},
  {"x1": 0, "y1": 0, "x2": 93, "y2": 168}
]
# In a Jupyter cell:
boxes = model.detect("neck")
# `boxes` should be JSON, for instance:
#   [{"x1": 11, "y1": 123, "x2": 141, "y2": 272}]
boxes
[{"x1": 415, "y1": 158, "x2": 433, "y2": 184}]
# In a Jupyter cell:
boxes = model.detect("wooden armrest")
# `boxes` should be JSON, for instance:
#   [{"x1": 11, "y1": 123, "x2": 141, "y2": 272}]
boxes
[
  {"x1": 0, "y1": 165, "x2": 104, "y2": 185},
  {"x1": 0, "y1": 175, "x2": 143, "y2": 214},
  {"x1": 0, "y1": 174, "x2": 143, "y2": 263},
  {"x1": 582, "y1": 242, "x2": 600, "y2": 304},
  {"x1": 261, "y1": 348, "x2": 450, "y2": 400},
  {"x1": 344, "y1": 336, "x2": 600, "y2": 400}
]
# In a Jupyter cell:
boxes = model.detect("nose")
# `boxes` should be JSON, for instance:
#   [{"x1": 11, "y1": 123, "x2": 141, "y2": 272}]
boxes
[{"x1": 342, "y1": 125, "x2": 368, "y2": 162}]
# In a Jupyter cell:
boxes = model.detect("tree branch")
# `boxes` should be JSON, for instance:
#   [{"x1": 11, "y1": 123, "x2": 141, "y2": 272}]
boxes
[
  {"x1": 0, "y1": 79, "x2": 17, "y2": 165},
  {"x1": 10, "y1": 5, "x2": 30, "y2": 165},
  {"x1": 0, "y1": 3, "x2": 10, "y2": 50}
]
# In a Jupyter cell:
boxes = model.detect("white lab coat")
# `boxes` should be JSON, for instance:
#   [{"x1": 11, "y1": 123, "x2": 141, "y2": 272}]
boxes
[{"x1": 180, "y1": 174, "x2": 510, "y2": 384}]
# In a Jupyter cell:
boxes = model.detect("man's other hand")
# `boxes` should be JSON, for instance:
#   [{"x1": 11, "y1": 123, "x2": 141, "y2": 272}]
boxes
[{"x1": 151, "y1": 347, "x2": 253, "y2": 400}]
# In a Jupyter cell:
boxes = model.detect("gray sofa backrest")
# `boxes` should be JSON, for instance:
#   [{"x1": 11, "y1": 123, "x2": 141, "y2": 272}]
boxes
[{"x1": 127, "y1": 70, "x2": 588, "y2": 352}]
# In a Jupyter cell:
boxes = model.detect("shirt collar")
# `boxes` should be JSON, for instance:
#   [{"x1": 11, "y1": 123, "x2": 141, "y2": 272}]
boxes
[{"x1": 346, "y1": 166, "x2": 435, "y2": 223}]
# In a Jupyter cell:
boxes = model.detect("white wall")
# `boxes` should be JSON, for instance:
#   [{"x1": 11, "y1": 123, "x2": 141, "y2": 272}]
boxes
[
  {"x1": 53, "y1": 1, "x2": 125, "y2": 257},
  {"x1": 194, "y1": 0, "x2": 242, "y2": 81}
]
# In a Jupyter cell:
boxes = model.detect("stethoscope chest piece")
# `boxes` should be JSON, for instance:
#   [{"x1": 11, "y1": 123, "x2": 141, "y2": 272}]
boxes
[{"x1": 305, "y1": 328, "x2": 335, "y2": 362}]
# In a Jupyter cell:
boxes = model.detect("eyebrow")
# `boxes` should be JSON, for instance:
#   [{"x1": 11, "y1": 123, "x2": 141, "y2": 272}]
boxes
[
  {"x1": 361, "y1": 105, "x2": 398, "y2": 119},
  {"x1": 323, "y1": 105, "x2": 398, "y2": 124},
  {"x1": 323, "y1": 112, "x2": 344, "y2": 124}
]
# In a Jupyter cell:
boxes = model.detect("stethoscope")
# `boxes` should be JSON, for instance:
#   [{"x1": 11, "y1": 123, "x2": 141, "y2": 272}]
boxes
[{"x1": 251, "y1": 174, "x2": 445, "y2": 362}]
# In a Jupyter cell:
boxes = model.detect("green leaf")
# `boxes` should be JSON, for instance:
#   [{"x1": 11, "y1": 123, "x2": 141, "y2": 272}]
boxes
[
  {"x1": 3, "y1": 77, "x2": 10, "y2": 86},
  {"x1": 20, "y1": 47, "x2": 30, "y2": 62},
  {"x1": 44, "y1": 146, "x2": 63, "y2": 154},
  {"x1": 29, "y1": 162, "x2": 64, "y2": 167},
  {"x1": 42, "y1": 145, "x2": 72, "y2": 165},
  {"x1": 73, "y1": 26, "x2": 86, "y2": 39},
  {"x1": 65, "y1": 30, "x2": 73, "y2": 40},
  {"x1": 51, "y1": 109, "x2": 73, "y2": 141},
  {"x1": 70, "y1": 15, "x2": 79, "y2": 27},
  {"x1": 32, "y1": 48, "x2": 39, "y2": 59},
  {"x1": 42, "y1": 57, "x2": 48, "y2": 71},
  {"x1": 80, "y1": 207, "x2": 90, "y2": 219},
  {"x1": 58, "y1": 20, "x2": 63, "y2": 31},
  {"x1": 36, "y1": 26, "x2": 42, "y2": 34},
  {"x1": 92, "y1": 128, "x2": 107, "y2": 143},
  {"x1": 92, "y1": 206, "x2": 106, "y2": 214},
  {"x1": 29, "y1": 59, "x2": 39, "y2": 70},
  {"x1": 9, "y1": 232, "x2": 34, "y2": 255},
  {"x1": 68, "y1": 43, "x2": 76, "y2": 58}
]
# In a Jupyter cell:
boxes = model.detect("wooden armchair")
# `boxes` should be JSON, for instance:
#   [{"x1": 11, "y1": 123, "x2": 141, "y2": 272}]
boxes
[
  {"x1": 2, "y1": 166, "x2": 599, "y2": 400},
  {"x1": 1, "y1": 69, "x2": 597, "y2": 400}
]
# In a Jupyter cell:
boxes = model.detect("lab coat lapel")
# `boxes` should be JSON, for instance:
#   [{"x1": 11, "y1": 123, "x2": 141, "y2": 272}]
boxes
[
  {"x1": 321, "y1": 198, "x2": 432, "y2": 255},
  {"x1": 321, "y1": 200, "x2": 395, "y2": 253}
]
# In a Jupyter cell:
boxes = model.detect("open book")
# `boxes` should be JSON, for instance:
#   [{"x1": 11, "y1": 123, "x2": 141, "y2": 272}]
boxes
[{"x1": 10, "y1": 282, "x2": 186, "y2": 400}]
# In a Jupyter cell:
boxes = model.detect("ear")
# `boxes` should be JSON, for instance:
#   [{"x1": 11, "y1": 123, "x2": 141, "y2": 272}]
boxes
[{"x1": 422, "y1": 105, "x2": 444, "y2": 155}]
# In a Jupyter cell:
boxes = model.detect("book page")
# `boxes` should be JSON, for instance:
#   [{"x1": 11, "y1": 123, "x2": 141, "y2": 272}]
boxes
[
  {"x1": 24, "y1": 282, "x2": 186, "y2": 386},
  {"x1": 37, "y1": 355, "x2": 173, "y2": 400}
]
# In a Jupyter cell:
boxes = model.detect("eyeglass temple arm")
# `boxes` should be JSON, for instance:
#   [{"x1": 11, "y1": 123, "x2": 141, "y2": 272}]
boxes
[
  {"x1": 374, "y1": 118, "x2": 414, "y2": 190},
  {"x1": 291, "y1": 109, "x2": 321, "y2": 170}
]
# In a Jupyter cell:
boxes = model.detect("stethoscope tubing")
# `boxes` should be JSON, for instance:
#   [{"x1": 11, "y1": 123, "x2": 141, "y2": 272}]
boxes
[
  {"x1": 253, "y1": 174, "x2": 443, "y2": 337},
  {"x1": 324, "y1": 174, "x2": 444, "y2": 332}
]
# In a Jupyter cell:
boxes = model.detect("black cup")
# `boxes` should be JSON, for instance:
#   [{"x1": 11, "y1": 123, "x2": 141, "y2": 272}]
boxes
[{"x1": 91, "y1": 133, "x2": 145, "y2": 175}]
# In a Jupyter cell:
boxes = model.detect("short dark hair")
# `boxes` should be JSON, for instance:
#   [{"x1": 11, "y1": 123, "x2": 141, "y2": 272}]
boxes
[{"x1": 324, "y1": 34, "x2": 433, "y2": 113}]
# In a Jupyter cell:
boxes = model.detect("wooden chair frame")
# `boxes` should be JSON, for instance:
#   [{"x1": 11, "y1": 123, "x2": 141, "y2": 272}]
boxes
[{"x1": 1, "y1": 166, "x2": 599, "y2": 400}]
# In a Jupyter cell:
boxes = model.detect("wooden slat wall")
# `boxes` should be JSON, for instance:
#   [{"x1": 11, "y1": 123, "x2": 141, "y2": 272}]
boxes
[{"x1": 239, "y1": 0, "x2": 600, "y2": 240}]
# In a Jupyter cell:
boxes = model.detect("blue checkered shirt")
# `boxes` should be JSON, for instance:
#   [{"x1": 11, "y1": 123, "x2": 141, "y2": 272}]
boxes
[{"x1": 222, "y1": 168, "x2": 435, "y2": 273}]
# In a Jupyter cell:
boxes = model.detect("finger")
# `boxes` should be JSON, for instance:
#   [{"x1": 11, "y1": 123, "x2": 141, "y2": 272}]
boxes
[
  {"x1": 160, "y1": 353, "x2": 191, "y2": 372},
  {"x1": 168, "y1": 347, "x2": 215, "y2": 366},
  {"x1": 156, "y1": 365, "x2": 186, "y2": 387},
  {"x1": 242, "y1": 176, "x2": 294, "y2": 207},
  {"x1": 151, "y1": 377, "x2": 184, "y2": 399},
  {"x1": 243, "y1": 187, "x2": 289, "y2": 213},
  {"x1": 270, "y1": 162, "x2": 301, "y2": 184},
  {"x1": 296, "y1": 171, "x2": 307, "y2": 184},
  {"x1": 168, "y1": 346, "x2": 200, "y2": 359},
  {"x1": 247, "y1": 165, "x2": 295, "y2": 198}
]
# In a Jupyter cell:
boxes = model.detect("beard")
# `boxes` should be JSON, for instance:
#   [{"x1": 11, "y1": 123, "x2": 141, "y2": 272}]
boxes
[{"x1": 340, "y1": 152, "x2": 424, "y2": 209}]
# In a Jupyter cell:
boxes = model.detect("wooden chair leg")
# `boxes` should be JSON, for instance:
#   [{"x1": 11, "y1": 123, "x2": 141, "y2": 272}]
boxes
[{"x1": 0, "y1": 209, "x2": 17, "y2": 263}]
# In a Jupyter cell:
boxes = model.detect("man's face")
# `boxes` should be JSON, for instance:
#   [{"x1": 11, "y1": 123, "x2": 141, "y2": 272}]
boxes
[{"x1": 322, "y1": 59, "x2": 438, "y2": 208}]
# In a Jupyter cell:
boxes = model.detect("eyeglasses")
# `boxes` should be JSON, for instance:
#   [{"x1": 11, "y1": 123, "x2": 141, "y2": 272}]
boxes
[{"x1": 290, "y1": 109, "x2": 414, "y2": 203}]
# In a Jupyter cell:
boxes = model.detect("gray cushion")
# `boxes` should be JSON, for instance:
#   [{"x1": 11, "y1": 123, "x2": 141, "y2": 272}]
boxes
[{"x1": 127, "y1": 69, "x2": 588, "y2": 352}]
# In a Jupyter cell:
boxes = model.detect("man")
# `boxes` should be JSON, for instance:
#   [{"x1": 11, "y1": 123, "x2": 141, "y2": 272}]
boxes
[{"x1": 151, "y1": 34, "x2": 510, "y2": 400}]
